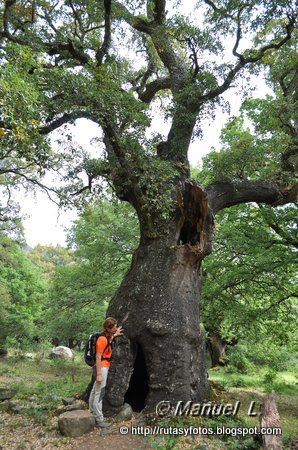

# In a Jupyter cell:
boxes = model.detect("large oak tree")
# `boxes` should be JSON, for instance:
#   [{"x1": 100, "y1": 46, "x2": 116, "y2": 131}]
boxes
[{"x1": 0, "y1": 0, "x2": 297, "y2": 413}]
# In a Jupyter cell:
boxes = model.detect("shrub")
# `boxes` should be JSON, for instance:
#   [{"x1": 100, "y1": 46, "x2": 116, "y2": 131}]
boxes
[
  {"x1": 225, "y1": 347, "x2": 253, "y2": 374},
  {"x1": 263, "y1": 369, "x2": 278, "y2": 386}
]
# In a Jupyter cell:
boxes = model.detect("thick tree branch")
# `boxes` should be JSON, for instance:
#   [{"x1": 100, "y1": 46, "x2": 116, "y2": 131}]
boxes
[
  {"x1": 137, "y1": 76, "x2": 171, "y2": 102},
  {"x1": 96, "y1": 0, "x2": 112, "y2": 65},
  {"x1": 202, "y1": 0, "x2": 234, "y2": 20},
  {"x1": 153, "y1": 0, "x2": 166, "y2": 25},
  {"x1": 203, "y1": 0, "x2": 219, "y2": 13},
  {"x1": 39, "y1": 111, "x2": 99, "y2": 135},
  {"x1": 102, "y1": 123, "x2": 128, "y2": 168},
  {"x1": 206, "y1": 180, "x2": 298, "y2": 214},
  {"x1": 113, "y1": 2, "x2": 153, "y2": 34},
  {"x1": 232, "y1": 7, "x2": 245, "y2": 63},
  {"x1": 279, "y1": 67, "x2": 293, "y2": 96},
  {"x1": 115, "y1": 1, "x2": 188, "y2": 92},
  {"x1": 46, "y1": 38, "x2": 90, "y2": 64}
]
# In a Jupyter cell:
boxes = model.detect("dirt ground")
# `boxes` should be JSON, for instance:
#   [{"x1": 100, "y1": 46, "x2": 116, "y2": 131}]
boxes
[
  {"x1": 72, "y1": 427, "x2": 152, "y2": 450},
  {"x1": 0, "y1": 412, "x2": 153, "y2": 450}
]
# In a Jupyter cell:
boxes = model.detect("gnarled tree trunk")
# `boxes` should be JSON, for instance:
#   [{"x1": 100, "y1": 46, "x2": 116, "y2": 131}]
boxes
[
  {"x1": 101, "y1": 177, "x2": 295, "y2": 415},
  {"x1": 207, "y1": 330, "x2": 228, "y2": 367},
  {"x1": 104, "y1": 180, "x2": 214, "y2": 414},
  {"x1": 206, "y1": 328, "x2": 238, "y2": 367}
]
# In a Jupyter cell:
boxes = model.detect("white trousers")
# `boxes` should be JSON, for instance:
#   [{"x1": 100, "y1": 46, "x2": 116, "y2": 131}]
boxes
[{"x1": 89, "y1": 366, "x2": 109, "y2": 422}]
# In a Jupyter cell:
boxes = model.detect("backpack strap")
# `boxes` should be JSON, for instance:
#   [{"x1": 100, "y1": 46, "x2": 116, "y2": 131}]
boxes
[{"x1": 99, "y1": 334, "x2": 112, "y2": 361}]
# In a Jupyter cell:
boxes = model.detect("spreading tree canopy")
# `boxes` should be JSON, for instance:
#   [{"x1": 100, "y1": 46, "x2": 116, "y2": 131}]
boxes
[
  {"x1": 1, "y1": 0, "x2": 297, "y2": 411},
  {"x1": 0, "y1": 0, "x2": 296, "y2": 213}
]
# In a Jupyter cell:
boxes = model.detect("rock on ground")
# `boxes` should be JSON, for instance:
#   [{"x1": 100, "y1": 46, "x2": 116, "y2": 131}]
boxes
[
  {"x1": 58, "y1": 409, "x2": 95, "y2": 437},
  {"x1": 114, "y1": 403, "x2": 133, "y2": 421},
  {"x1": 0, "y1": 388, "x2": 17, "y2": 401},
  {"x1": 50, "y1": 346, "x2": 73, "y2": 358}
]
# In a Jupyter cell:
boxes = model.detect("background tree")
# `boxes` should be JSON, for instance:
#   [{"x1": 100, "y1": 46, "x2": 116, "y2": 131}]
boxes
[
  {"x1": 200, "y1": 203, "x2": 297, "y2": 368},
  {"x1": 0, "y1": 41, "x2": 61, "y2": 231},
  {"x1": 0, "y1": 0, "x2": 297, "y2": 412},
  {"x1": 29, "y1": 244, "x2": 76, "y2": 279},
  {"x1": 42, "y1": 200, "x2": 138, "y2": 346},
  {"x1": 0, "y1": 233, "x2": 47, "y2": 347}
]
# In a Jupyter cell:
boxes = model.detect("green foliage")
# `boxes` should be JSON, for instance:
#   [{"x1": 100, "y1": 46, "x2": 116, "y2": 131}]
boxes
[
  {"x1": 197, "y1": 35, "x2": 297, "y2": 186},
  {"x1": 263, "y1": 368, "x2": 278, "y2": 386},
  {"x1": 247, "y1": 341, "x2": 295, "y2": 371},
  {"x1": 201, "y1": 202, "x2": 297, "y2": 365},
  {"x1": 0, "y1": 43, "x2": 55, "y2": 229},
  {"x1": 225, "y1": 346, "x2": 253, "y2": 374},
  {"x1": 42, "y1": 200, "x2": 139, "y2": 343},
  {"x1": 0, "y1": 234, "x2": 48, "y2": 346},
  {"x1": 199, "y1": 116, "x2": 262, "y2": 182},
  {"x1": 1, "y1": 0, "x2": 295, "y2": 232},
  {"x1": 29, "y1": 244, "x2": 76, "y2": 279}
]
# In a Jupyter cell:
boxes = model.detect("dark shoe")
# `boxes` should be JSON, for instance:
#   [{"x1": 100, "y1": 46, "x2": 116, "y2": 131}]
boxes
[{"x1": 95, "y1": 421, "x2": 111, "y2": 428}]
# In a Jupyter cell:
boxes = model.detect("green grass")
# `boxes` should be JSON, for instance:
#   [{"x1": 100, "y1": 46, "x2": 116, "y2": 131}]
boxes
[
  {"x1": 0, "y1": 354, "x2": 297, "y2": 449},
  {"x1": 0, "y1": 353, "x2": 91, "y2": 401},
  {"x1": 209, "y1": 367, "x2": 298, "y2": 447},
  {"x1": 209, "y1": 366, "x2": 298, "y2": 395}
]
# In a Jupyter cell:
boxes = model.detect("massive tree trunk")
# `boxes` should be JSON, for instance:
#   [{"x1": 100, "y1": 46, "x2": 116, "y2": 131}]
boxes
[
  {"x1": 104, "y1": 180, "x2": 214, "y2": 414},
  {"x1": 102, "y1": 177, "x2": 296, "y2": 415}
]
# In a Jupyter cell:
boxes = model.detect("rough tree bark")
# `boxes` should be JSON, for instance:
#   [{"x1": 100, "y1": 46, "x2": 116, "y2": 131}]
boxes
[
  {"x1": 259, "y1": 392, "x2": 282, "y2": 450},
  {"x1": 206, "y1": 330, "x2": 229, "y2": 367},
  {"x1": 104, "y1": 180, "x2": 214, "y2": 414},
  {"x1": 102, "y1": 179, "x2": 297, "y2": 415}
]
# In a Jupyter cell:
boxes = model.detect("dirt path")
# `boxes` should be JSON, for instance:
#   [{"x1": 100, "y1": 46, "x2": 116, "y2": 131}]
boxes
[
  {"x1": 0, "y1": 412, "x2": 154, "y2": 450},
  {"x1": 72, "y1": 426, "x2": 152, "y2": 450}
]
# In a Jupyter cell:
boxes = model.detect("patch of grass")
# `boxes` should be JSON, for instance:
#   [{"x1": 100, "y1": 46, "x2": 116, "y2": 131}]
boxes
[
  {"x1": 1, "y1": 356, "x2": 297, "y2": 449},
  {"x1": 209, "y1": 366, "x2": 298, "y2": 395},
  {"x1": 0, "y1": 354, "x2": 90, "y2": 422},
  {"x1": 208, "y1": 367, "x2": 298, "y2": 448},
  {"x1": 22, "y1": 408, "x2": 50, "y2": 426}
]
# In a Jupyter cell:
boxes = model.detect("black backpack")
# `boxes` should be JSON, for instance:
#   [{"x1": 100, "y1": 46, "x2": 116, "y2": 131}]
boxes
[{"x1": 84, "y1": 332, "x2": 114, "y2": 367}]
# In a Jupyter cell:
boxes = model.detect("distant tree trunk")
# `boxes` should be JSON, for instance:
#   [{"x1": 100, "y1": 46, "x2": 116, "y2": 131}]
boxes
[
  {"x1": 0, "y1": 349, "x2": 8, "y2": 358},
  {"x1": 207, "y1": 330, "x2": 228, "y2": 367},
  {"x1": 206, "y1": 329, "x2": 238, "y2": 367},
  {"x1": 104, "y1": 180, "x2": 214, "y2": 414},
  {"x1": 259, "y1": 392, "x2": 282, "y2": 450}
]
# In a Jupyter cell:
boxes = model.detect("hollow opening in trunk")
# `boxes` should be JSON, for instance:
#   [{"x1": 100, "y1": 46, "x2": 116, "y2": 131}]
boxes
[
  {"x1": 124, "y1": 342, "x2": 149, "y2": 412},
  {"x1": 179, "y1": 219, "x2": 200, "y2": 245}
]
